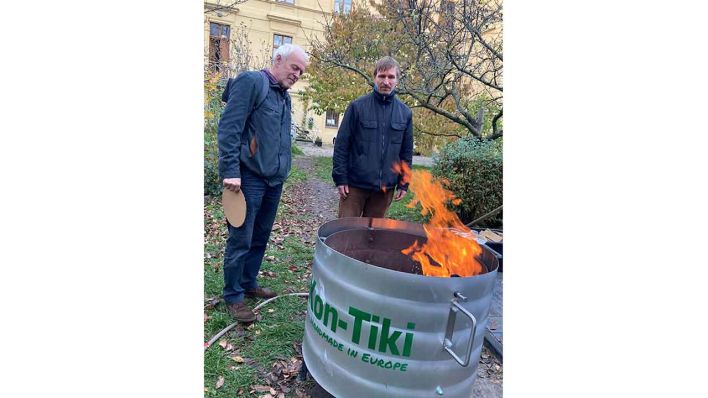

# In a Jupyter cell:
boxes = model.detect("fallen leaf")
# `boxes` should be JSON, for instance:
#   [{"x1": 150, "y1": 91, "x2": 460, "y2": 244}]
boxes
[
  {"x1": 267, "y1": 308, "x2": 275, "y2": 313},
  {"x1": 215, "y1": 376, "x2": 225, "y2": 389},
  {"x1": 252, "y1": 385, "x2": 272, "y2": 392},
  {"x1": 204, "y1": 296, "x2": 220, "y2": 308},
  {"x1": 218, "y1": 339, "x2": 228, "y2": 349},
  {"x1": 231, "y1": 355, "x2": 245, "y2": 363}
]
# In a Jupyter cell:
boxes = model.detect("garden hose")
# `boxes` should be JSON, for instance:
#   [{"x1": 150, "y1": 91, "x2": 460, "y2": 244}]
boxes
[{"x1": 205, "y1": 293, "x2": 309, "y2": 351}]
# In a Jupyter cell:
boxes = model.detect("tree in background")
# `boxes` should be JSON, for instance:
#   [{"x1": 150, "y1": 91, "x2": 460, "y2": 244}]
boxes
[{"x1": 303, "y1": 0, "x2": 503, "y2": 153}]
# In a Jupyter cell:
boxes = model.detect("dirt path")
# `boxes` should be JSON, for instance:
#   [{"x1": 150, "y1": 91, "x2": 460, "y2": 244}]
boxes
[
  {"x1": 292, "y1": 156, "x2": 339, "y2": 222},
  {"x1": 269, "y1": 155, "x2": 339, "y2": 254}
]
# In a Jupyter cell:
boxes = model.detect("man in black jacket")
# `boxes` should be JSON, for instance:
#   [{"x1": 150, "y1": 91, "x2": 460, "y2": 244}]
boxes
[
  {"x1": 332, "y1": 56, "x2": 414, "y2": 218},
  {"x1": 217, "y1": 43, "x2": 308, "y2": 322}
]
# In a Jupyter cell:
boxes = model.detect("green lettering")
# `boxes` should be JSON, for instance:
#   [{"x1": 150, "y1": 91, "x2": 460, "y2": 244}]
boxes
[
  {"x1": 402, "y1": 322, "x2": 415, "y2": 357},
  {"x1": 361, "y1": 353, "x2": 370, "y2": 362},
  {"x1": 323, "y1": 303, "x2": 339, "y2": 333},
  {"x1": 378, "y1": 318, "x2": 402, "y2": 355},
  {"x1": 368, "y1": 322, "x2": 379, "y2": 350},
  {"x1": 348, "y1": 307, "x2": 371, "y2": 344},
  {"x1": 314, "y1": 295, "x2": 324, "y2": 320},
  {"x1": 400, "y1": 363, "x2": 408, "y2": 372}
]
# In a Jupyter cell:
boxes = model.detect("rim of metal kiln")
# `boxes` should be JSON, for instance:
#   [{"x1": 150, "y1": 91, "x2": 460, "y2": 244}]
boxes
[{"x1": 317, "y1": 217, "x2": 499, "y2": 280}]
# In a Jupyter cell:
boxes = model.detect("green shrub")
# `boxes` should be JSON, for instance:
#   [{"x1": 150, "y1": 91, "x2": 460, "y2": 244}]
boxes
[
  {"x1": 204, "y1": 71, "x2": 227, "y2": 197},
  {"x1": 204, "y1": 126, "x2": 221, "y2": 197},
  {"x1": 432, "y1": 136, "x2": 503, "y2": 226}
]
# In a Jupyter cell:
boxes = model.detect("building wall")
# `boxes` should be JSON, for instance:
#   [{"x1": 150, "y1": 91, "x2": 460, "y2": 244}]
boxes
[{"x1": 204, "y1": 0, "x2": 340, "y2": 146}]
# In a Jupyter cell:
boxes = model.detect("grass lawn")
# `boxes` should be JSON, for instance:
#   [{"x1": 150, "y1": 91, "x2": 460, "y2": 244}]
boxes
[{"x1": 204, "y1": 166, "x2": 315, "y2": 397}]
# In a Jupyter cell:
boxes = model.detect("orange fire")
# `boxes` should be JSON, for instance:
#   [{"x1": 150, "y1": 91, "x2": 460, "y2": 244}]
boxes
[{"x1": 393, "y1": 162, "x2": 484, "y2": 277}]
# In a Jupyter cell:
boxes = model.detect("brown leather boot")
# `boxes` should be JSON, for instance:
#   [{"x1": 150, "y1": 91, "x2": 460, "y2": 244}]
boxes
[
  {"x1": 245, "y1": 287, "x2": 277, "y2": 299},
  {"x1": 226, "y1": 302, "x2": 257, "y2": 322}
]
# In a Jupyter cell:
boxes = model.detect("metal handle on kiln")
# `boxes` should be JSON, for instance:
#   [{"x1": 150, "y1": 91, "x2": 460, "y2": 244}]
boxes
[{"x1": 443, "y1": 292, "x2": 477, "y2": 367}]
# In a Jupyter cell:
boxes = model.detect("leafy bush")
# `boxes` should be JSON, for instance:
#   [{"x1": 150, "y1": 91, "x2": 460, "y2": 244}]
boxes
[
  {"x1": 432, "y1": 136, "x2": 502, "y2": 226},
  {"x1": 204, "y1": 71, "x2": 225, "y2": 197}
]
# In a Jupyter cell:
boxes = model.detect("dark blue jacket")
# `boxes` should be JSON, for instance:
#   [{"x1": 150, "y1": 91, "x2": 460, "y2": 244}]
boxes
[
  {"x1": 332, "y1": 88, "x2": 414, "y2": 192},
  {"x1": 218, "y1": 71, "x2": 292, "y2": 187}
]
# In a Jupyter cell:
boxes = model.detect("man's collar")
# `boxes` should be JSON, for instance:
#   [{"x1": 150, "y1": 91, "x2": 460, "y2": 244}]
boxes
[
  {"x1": 373, "y1": 85, "x2": 396, "y2": 103},
  {"x1": 261, "y1": 69, "x2": 288, "y2": 92}
]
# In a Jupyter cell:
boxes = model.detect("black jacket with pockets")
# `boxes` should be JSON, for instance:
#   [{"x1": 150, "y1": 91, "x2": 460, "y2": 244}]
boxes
[{"x1": 332, "y1": 89, "x2": 414, "y2": 192}]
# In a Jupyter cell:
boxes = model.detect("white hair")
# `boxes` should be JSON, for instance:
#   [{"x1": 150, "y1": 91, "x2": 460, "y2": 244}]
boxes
[{"x1": 272, "y1": 43, "x2": 309, "y2": 64}]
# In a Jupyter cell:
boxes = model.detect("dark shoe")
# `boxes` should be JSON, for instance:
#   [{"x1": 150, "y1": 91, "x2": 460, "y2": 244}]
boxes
[
  {"x1": 226, "y1": 302, "x2": 257, "y2": 322},
  {"x1": 245, "y1": 287, "x2": 277, "y2": 299}
]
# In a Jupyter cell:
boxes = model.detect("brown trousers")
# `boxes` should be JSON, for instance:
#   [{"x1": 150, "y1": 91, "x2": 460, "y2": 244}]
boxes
[{"x1": 338, "y1": 186, "x2": 395, "y2": 218}]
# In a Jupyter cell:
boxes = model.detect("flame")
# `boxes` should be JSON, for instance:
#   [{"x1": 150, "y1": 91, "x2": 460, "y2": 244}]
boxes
[{"x1": 393, "y1": 161, "x2": 484, "y2": 277}]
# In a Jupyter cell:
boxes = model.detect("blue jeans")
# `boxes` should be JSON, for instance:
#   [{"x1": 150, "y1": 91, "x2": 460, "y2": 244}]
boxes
[{"x1": 223, "y1": 167, "x2": 283, "y2": 304}]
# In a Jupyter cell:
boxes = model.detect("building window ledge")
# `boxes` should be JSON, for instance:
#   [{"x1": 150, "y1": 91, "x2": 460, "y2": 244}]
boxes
[{"x1": 266, "y1": 13, "x2": 302, "y2": 27}]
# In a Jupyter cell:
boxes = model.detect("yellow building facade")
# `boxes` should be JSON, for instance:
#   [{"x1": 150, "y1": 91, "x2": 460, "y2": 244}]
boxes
[{"x1": 204, "y1": 0, "x2": 350, "y2": 146}]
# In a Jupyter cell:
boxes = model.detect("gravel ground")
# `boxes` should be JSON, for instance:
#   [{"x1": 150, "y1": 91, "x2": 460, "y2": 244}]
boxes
[{"x1": 295, "y1": 142, "x2": 434, "y2": 167}]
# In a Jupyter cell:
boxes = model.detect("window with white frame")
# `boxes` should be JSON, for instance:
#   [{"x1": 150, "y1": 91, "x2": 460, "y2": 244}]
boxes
[
  {"x1": 334, "y1": 0, "x2": 352, "y2": 14},
  {"x1": 325, "y1": 110, "x2": 340, "y2": 127},
  {"x1": 273, "y1": 34, "x2": 293, "y2": 52}
]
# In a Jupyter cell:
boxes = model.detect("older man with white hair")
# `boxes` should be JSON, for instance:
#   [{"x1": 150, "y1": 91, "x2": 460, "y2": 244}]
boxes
[{"x1": 218, "y1": 43, "x2": 309, "y2": 322}]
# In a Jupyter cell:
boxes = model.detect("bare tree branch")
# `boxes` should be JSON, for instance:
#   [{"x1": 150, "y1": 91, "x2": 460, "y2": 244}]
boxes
[
  {"x1": 204, "y1": 0, "x2": 248, "y2": 15},
  {"x1": 488, "y1": 108, "x2": 503, "y2": 140}
]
